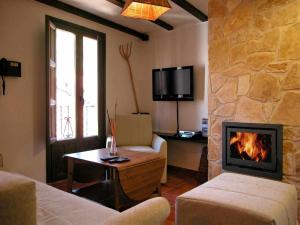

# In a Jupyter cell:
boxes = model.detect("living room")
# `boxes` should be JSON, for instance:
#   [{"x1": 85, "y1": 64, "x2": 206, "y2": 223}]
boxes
[{"x1": 0, "y1": 0, "x2": 299, "y2": 225}]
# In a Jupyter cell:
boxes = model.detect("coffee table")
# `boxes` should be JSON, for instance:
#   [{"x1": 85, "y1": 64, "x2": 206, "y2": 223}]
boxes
[{"x1": 65, "y1": 148, "x2": 165, "y2": 210}]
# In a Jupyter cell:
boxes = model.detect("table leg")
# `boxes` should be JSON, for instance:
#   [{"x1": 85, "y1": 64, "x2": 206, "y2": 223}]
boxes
[
  {"x1": 198, "y1": 146, "x2": 208, "y2": 184},
  {"x1": 157, "y1": 183, "x2": 162, "y2": 196},
  {"x1": 112, "y1": 169, "x2": 120, "y2": 211},
  {"x1": 67, "y1": 158, "x2": 74, "y2": 193}
]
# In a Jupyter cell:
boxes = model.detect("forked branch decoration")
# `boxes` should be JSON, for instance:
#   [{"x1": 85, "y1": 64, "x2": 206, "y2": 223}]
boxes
[{"x1": 119, "y1": 43, "x2": 140, "y2": 114}]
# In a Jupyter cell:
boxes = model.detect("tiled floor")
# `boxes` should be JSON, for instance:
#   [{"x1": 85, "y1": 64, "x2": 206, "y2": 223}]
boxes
[
  {"x1": 51, "y1": 167, "x2": 200, "y2": 225},
  {"x1": 162, "y1": 167, "x2": 199, "y2": 225}
]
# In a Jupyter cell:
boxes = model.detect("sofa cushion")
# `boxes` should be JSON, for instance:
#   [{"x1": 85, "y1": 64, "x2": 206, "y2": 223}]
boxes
[
  {"x1": 122, "y1": 146, "x2": 158, "y2": 153},
  {"x1": 116, "y1": 114, "x2": 152, "y2": 146},
  {"x1": 0, "y1": 171, "x2": 37, "y2": 225},
  {"x1": 176, "y1": 172, "x2": 297, "y2": 225},
  {"x1": 35, "y1": 175, "x2": 119, "y2": 225},
  {"x1": 0, "y1": 171, "x2": 119, "y2": 225}
]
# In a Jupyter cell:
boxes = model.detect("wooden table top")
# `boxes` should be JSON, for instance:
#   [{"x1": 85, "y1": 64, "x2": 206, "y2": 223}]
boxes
[{"x1": 64, "y1": 148, "x2": 160, "y2": 171}]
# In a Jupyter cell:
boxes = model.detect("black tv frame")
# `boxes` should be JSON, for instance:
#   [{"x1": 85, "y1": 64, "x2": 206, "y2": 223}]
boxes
[{"x1": 152, "y1": 66, "x2": 194, "y2": 101}]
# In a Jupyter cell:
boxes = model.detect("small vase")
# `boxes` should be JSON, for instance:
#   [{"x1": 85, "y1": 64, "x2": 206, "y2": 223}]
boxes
[{"x1": 110, "y1": 136, "x2": 118, "y2": 156}]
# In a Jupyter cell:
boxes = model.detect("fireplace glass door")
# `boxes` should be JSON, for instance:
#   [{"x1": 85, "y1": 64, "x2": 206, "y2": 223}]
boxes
[
  {"x1": 227, "y1": 128, "x2": 276, "y2": 171},
  {"x1": 222, "y1": 122, "x2": 282, "y2": 180}
]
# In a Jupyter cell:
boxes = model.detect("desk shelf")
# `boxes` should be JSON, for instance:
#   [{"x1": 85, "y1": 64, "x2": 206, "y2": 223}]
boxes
[{"x1": 156, "y1": 133, "x2": 208, "y2": 144}]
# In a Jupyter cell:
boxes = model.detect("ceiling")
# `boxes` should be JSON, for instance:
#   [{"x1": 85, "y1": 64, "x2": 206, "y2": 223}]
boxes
[{"x1": 59, "y1": 0, "x2": 208, "y2": 33}]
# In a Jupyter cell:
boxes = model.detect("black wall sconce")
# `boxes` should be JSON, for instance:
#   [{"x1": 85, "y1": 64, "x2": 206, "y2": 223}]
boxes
[{"x1": 0, "y1": 58, "x2": 21, "y2": 95}]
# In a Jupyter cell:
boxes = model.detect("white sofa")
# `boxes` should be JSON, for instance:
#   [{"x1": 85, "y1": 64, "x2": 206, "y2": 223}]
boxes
[
  {"x1": 176, "y1": 172, "x2": 298, "y2": 225},
  {"x1": 107, "y1": 114, "x2": 168, "y2": 183},
  {"x1": 0, "y1": 171, "x2": 170, "y2": 225}
]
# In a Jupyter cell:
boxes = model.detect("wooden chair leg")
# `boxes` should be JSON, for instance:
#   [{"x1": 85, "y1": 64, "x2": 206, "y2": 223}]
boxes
[{"x1": 67, "y1": 158, "x2": 74, "y2": 193}]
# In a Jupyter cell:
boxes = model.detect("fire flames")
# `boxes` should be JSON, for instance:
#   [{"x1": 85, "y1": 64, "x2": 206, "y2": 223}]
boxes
[{"x1": 230, "y1": 132, "x2": 268, "y2": 162}]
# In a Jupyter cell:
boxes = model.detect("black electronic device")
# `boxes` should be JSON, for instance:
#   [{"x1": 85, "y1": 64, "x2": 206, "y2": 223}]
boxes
[
  {"x1": 108, "y1": 157, "x2": 130, "y2": 164},
  {"x1": 100, "y1": 156, "x2": 119, "y2": 161},
  {"x1": 152, "y1": 66, "x2": 194, "y2": 101},
  {"x1": 178, "y1": 130, "x2": 195, "y2": 138},
  {"x1": 0, "y1": 58, "x2": 21, "y2": 77},
  {"x1": 0, "y1": 58, "x2": 22, "y2": 95}
]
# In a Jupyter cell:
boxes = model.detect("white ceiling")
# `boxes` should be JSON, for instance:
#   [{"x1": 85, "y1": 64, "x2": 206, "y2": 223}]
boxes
[{"x1": 60, "y1": 0, "x2": 208, "y2": 33}]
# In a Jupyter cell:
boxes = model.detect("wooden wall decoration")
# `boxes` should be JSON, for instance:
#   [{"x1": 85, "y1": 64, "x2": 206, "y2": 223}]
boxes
[{"x1": 119, "y1": 43, "x2": 140, "y2": 114}]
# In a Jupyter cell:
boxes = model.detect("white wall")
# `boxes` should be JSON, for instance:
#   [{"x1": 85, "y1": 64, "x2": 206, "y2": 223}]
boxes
[
  {"x1": 138, "y1": 23, "x2": 209, "y2": 170},
  {"x1": 0, "y1": 0, "x2": 146, "y2": 181},
  {"x1": 0, "y1": 0, "x2": 209, "y2": 179},
  {"x1": 149, "y1": 23, "x2": 208, "y2": 133}
]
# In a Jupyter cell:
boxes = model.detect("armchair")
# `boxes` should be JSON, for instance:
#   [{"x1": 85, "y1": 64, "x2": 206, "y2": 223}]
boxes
[{"x1": 106, "y1": 114, "x2": 167, "y2": 183}]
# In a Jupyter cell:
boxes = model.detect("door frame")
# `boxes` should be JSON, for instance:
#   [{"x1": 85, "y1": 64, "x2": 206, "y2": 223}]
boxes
[{"x1": 45, "y1": 15, "x2": 106, "y2": 182}]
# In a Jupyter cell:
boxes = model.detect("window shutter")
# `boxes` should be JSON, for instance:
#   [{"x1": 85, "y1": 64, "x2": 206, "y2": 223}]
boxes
[{"x1": 48, "y1": 21, "x2": 57, "y2": 143}]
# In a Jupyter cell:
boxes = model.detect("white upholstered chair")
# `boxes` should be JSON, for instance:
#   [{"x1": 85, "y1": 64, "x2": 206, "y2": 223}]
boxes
[{"x1": 106, "y1": 114, "x2": 167, "y2": 183}]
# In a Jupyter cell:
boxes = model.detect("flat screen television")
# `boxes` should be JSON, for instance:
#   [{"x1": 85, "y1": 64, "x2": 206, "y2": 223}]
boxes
[{"x1": 152, "y1": 66, "x2": 194, "y2": 101}]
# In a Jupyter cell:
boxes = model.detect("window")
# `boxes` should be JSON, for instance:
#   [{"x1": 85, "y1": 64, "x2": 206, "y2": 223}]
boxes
[
  {"x1": 46, "y1": 16, "x2": 106, "y2": 182},
  {"x1": 56, "y1": 29, "x2": 76, "y2": 140}
]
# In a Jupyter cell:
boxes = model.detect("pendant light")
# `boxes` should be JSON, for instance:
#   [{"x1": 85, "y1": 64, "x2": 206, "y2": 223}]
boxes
[{"x1": 121, "y1": 0, "x2": 171, "y2": 21}]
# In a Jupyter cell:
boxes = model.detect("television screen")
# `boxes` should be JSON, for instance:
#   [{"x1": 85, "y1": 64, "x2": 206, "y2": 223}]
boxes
[
  {"x1": 152, "y1": 66, "x2": 193, "y2": 101},
  {"x1": 173, "y1": 68, "x2": 192, "y2": 95}
]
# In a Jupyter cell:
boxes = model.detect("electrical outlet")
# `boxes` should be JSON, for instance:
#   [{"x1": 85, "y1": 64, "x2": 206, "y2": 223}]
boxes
[{"x1": 0, "y1": 154, "x2": 3, "y2": 169}]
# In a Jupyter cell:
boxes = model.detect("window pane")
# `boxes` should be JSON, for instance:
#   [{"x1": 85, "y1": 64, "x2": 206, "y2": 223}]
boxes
[
  {"x1": 83, "y1": 36, "x2": 98, "y2": 137},
  {"x1": 56, "y1": 29, "x2": 76, "y2": 140}
]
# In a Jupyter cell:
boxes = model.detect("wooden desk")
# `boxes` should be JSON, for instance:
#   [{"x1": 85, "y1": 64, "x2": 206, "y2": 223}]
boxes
[
  {"x1": 157, "y1": 132, "x2": 208, "y2": 184},
  {"x1": 65, "y1": 148, "x2": 165, "y2": 210}
]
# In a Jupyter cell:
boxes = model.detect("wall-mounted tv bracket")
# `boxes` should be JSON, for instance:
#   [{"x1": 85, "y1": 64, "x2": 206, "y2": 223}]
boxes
[{"x1": 0, "y1": 58, "x2": 21, "y2": 95}]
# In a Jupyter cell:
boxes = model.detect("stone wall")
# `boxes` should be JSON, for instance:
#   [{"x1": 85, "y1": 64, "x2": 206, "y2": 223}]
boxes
[{"x1": 208, "y1": 0, "x2": 300, "y2": 213}]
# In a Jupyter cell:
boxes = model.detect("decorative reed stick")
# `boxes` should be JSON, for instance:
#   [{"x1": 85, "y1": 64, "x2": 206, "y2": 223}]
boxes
[{"x1": 107, "y1": 101, "x2": 118, "y2": 136}]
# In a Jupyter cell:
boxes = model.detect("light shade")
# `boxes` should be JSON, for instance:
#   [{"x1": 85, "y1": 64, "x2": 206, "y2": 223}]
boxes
[{"x1": 121, "y1": 0, "x2": 171, "y2": 21}]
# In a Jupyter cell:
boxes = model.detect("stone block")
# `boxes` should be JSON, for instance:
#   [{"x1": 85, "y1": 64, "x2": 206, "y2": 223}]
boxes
[
  {"x1": 237, "y1": 75, "x2": 250, "y2": 96},
  {"x1": 247, "y1": 52, "x2": 275, "y2": 71},
  {"x1": 209, "y1": 39, "x2": 229, "y2": 72},
  {"x1": 209, "y1": 18, "x2": 224, "y2": 42},
  {"x1": 282, "y1": 63, "x2": 300, "y2": 90},
  {"x1": 284, "y1": 140, "x2": 296, "y2": 153},
  {"x1": 208, "y1": 95, "x2": 218, "y2": 112},
  {"x1": 210, "y1": 119, "x2": 222, "y2": 137},
  {"x1": 229, "y1": 43, "x2": 247, "y2": 64},
  {"x1": 295, "y1": 152, "x2": 300, "y2": 178},
  {"x1": 266, "y1": 62, "x2": 288, "y2": 73},
  {"x1": 253, "y1": 13, "x2": 272, "y2": 31},
  {"x1": 228, "y1": 28, "x2": 249, "y2": 45},
  {"x1": 222, "y1": 63, "x2": 251, "y2": 77},
  {"x1": 226, "y1": 0, "x2": 242, "y2": 12},
  {"x1": 235, "y1": 96, "x2": 267, "y2": 122},
  {"x1": 279, "y1": 23, "x2": 300, "y2": 60},
  {"x1": 247, "y1": 29, "x2": 280, "y2": 53},
  {"x1": 208, "y1": 160, "x2": 222, "y2": 179},
  {"x1": 208, "y1": 0, "x2": 226, "y2": 18},
  {"x1": 223, "y1": 1, "x2": 252, "y2": 35},
  {"x1": 216, "y1": 78, "x2": 238, "y2": 103},
  {"x1": 210, "y1": 74, "x2": 227, "y2": 93},
  {"x1": 284, "y1": 127, "x2": 300, "y2": 141},
  {"x1": 248, "y1": 73, "x2": 280, "y2": 102},
  {"x1": 214, "y1": 103, "x2": 236, "y2": 117},
  {"x1": 257, "y1": 0, "x2": 294, "y2": 11},
  {"x1": 263, "y1": 103, "x2": 275, "y2": 120},
  {"x1": 208, "y1": 138, "x2": 221, "y2": 161},
  {"x1": 265, "y1": 1, "x2": 300, "y2": 27},
  {"x1": 271, "y1": 92, "x2": 300, "y2": 126},
  {"x1": 283, "y1": 152, "x2": 296, "y2": 176}
]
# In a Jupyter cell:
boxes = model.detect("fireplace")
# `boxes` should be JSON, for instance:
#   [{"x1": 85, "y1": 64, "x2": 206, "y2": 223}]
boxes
[{"x1": 222, "y1": 122, "x2": 283, "y2": 180}]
